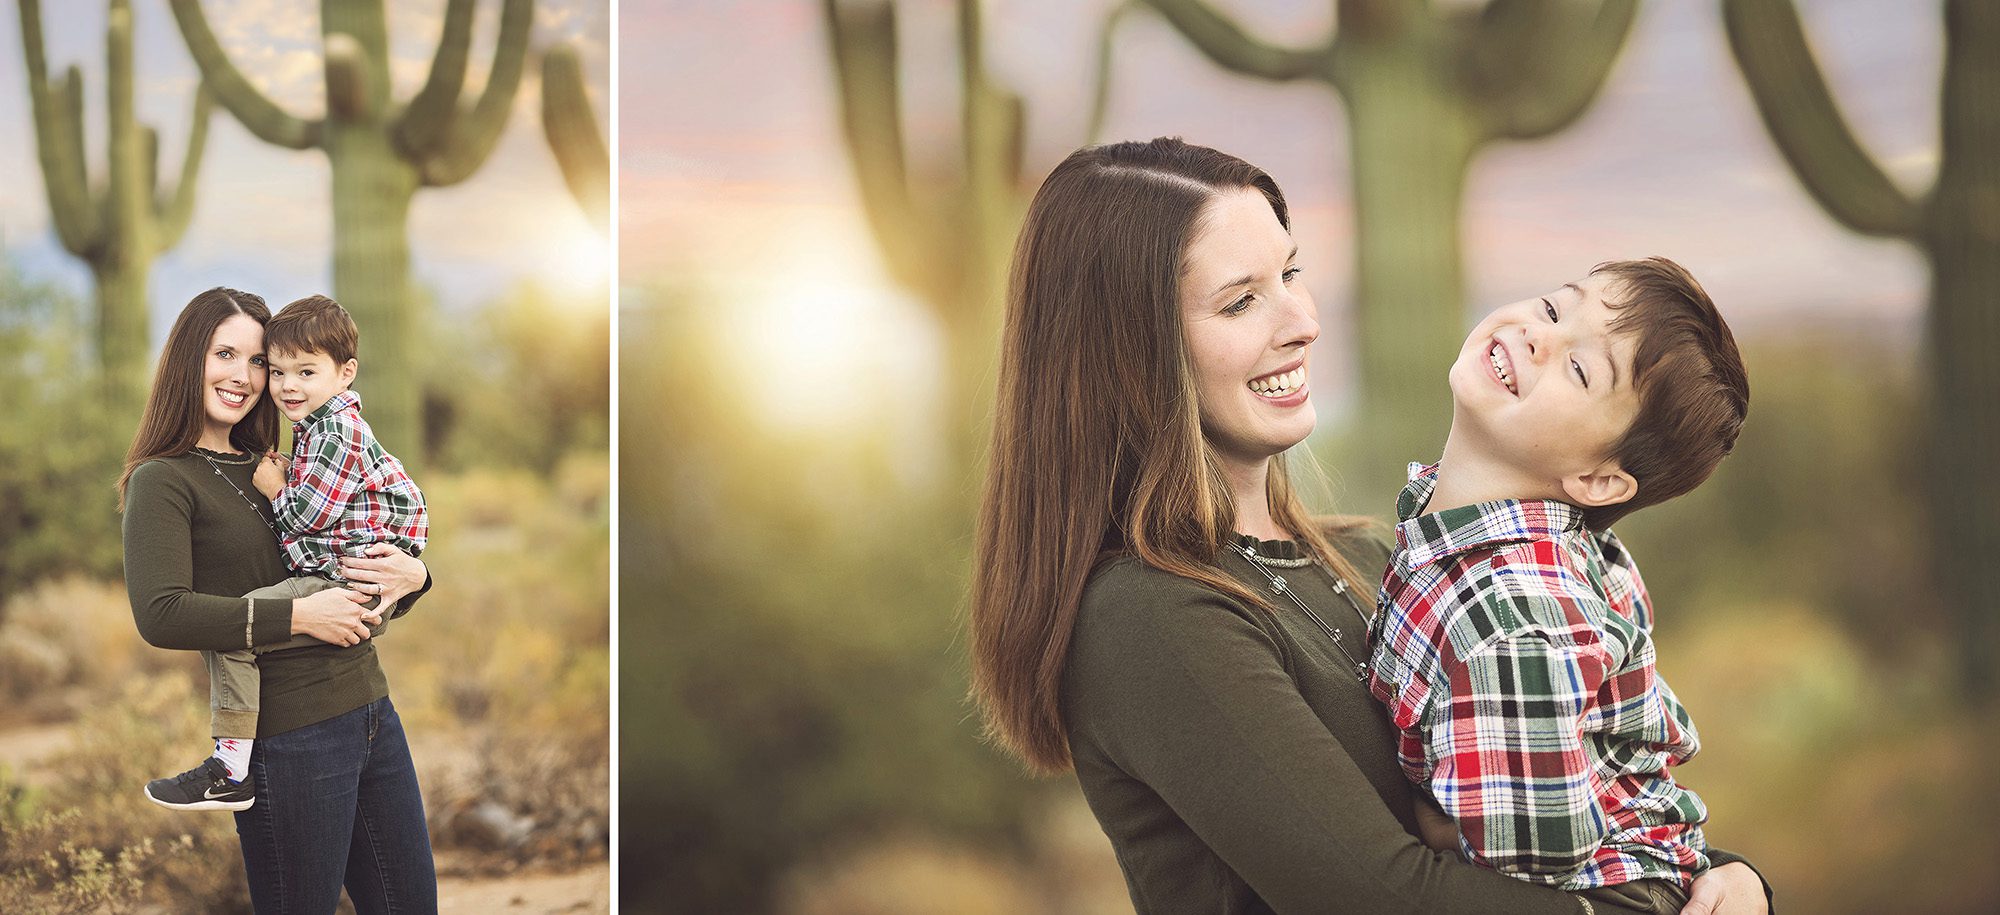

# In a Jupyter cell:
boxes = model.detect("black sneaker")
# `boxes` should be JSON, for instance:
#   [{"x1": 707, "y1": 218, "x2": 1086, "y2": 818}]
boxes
[{"x1": 144, "y1": 757, "x2": 254, "y2": 811}]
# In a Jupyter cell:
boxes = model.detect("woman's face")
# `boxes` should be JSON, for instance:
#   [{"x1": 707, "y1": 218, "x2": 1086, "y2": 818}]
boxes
[
  {"x1": 1179, "y1": 188, "x2": 1319, "y2": 470},
  {"x1": 201, "y1": 314, "x2": 268, "y2": 444}
]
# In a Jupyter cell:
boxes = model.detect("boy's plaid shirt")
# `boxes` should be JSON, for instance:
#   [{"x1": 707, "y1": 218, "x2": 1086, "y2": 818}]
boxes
[
  {"x1": 272, "y1": 390, "x2": 428, "y2": 576},
  {"x1": 1366, "y1": 463, "x2": 1708, "y2": 890}
]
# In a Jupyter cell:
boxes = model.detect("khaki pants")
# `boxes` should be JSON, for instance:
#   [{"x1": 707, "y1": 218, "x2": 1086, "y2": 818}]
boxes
[
  {"x1": 203, "y1": 575, "x2": 384, "y2": 738},
  {"x1": 1577, "y1": 877, "x2": 1691, "y2": 915}
]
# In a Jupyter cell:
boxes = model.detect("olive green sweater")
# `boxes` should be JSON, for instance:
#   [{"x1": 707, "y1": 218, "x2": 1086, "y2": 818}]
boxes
[
  {"x1": 1063, "y1": 531, "x2": 1761, "y2": 914},
  {"x1": 122, "y1": 450, "x2": 427, "y2": 737}
]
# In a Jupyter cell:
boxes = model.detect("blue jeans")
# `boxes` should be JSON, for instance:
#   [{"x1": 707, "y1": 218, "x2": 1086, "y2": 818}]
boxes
[{"x1": 234, "y1": 697, "x2": 437, "y2": 913}]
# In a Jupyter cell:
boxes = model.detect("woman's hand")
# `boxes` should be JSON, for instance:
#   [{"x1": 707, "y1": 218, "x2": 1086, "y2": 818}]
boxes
[
  {"x1": 1681, "y1": 862, "x2": 1767, "y2": 915},
  {"x1": 290, "y1": 587, "x2": 380, "y2": 647},
  {"x1": 336, "y1": 543, "x2": 427, "y2": 606}
]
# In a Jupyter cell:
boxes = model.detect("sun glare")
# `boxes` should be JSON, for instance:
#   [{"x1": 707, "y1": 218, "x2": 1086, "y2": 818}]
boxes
[
  {"x1": 539, "y1": 219, "x2": 613, "y2": 299},
  {"x1": 708, "y1": 272, "x2": 940, "y2": 437}
]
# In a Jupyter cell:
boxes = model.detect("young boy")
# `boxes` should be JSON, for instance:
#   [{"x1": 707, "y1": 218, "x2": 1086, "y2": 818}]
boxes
[
  {"x1": 1366, "y1": 257, "x2": 1748, "y2": 913},
  {"x1": 145, "y1": 295, "x2": 428, "y2": 811}
]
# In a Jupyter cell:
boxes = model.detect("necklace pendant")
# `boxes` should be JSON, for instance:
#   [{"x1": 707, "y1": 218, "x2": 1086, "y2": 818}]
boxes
[{"x1": 1331, "y1": 627, "x2": 1343, "y2": 643}]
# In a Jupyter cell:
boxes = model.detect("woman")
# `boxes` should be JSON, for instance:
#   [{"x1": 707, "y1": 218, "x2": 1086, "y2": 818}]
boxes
[
  {"x1": 119, "y1": 288, "x2": 436, "y2": 913},
  {"x1": 969, "y1": 139, "x2": 1769, "y2": 913}
]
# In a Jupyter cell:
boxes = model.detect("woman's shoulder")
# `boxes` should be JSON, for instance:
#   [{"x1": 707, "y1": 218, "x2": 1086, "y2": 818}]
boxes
[
  {"x1": 127, "y1": 454, "x2": 197, "y2": 491},
  {"x1": 1075, "y1": 554, "x2": 1267, "y2": 648}
]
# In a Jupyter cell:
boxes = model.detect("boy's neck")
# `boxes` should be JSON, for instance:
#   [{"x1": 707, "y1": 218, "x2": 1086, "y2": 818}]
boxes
[{"x1": 1425, "y1": 431, "x2": 1562, "y2": 517}]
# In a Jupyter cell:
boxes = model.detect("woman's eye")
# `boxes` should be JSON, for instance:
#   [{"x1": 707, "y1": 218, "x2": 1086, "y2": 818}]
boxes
[
  {"x1": 252, "y1": 356, "x2": 267, "y2": 368},
  {"x1": 1282, "y1": 266, "x2": 1303, "y2": 282},
  {"x1": 1543, "y1": 298, "x2": 1558, "y2": 322},
  {"x1": 1571, "y1": 358, "x2": 1588, "y2": 388},
  {"x1": 1223, "y1": 294, "x2": 1253, "y2": 316}
]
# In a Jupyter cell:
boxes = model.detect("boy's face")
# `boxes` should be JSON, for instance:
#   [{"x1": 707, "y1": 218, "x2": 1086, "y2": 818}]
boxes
[
  {"x1": 266, "y1": 348, "x2": 357, "y2": 422},
  {"x1": 1446, "y1": 272, "x2": 1642, "y2": 491}
]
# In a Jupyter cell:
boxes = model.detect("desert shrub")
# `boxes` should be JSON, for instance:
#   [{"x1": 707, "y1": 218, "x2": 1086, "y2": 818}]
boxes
[
  {"x1": 0, "y1": 673, "x2": 250, "y2": 912},
  {"x1": 420, "y1": 282, "x2": 611, "y2": 474},
  {"x1": 374, "y1": 453, "x2": 611, "y2": 869},
  {"x1": 0, "y1": 578, "x2": 195, "y2": 720},
  {"x1": 0, "y1": 263, "x2": 126, "y2": 606}
]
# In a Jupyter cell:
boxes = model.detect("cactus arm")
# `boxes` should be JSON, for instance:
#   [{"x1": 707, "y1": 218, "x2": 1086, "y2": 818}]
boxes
[
  {"x1": 1720, "y1": 0, "x2": 1918, "y2": 238},
  {"x1": 416, "y1": 0, "x2": 534, "y2": 187},
  {"x1": 168, "y1": 0, "x2": 320, "y2": 150},
  {"x1": 1459, "y1": 0, "x2": 1638, "y2": 142},
  {"x1": 822, "y1": 0, "x2": 930, "y2": 291},
  {"x1": 1086, "y1": 0, "x2": 1140, "y2": 143},
  {"x1": 541, "y1": 44, "x2": 609, "y2": 233},
  {"x1": 957, "y1": 0, "x2": 1022, "y2": 208},
  {"x1": 18, "y1": 0, "x2": 102, "y2": 255},
  {"x1": 1137, "y1": 0, "x2": 1332, "y2": 81},
  {"x1": 156, "y1": 86, "x2": 215, "y2": 252},
  {"x1": 324, "y1": 32, "x2": 374, "y2": 121},
  {"x1": 395, "y1": 0, "x2": 478, "y2": 156}
]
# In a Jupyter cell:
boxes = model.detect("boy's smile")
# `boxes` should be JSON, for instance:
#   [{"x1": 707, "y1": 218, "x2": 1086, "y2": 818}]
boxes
[{"x1": 266, "y1": 348, "x2": 357, "y2": 422}]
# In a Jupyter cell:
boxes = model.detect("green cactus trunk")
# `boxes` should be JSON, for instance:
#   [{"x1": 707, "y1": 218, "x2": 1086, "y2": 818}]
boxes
[
  {"x1": 1344, "y1": 55, "x2": 1481, "y2": 492},
  {"x1": 327, "y1": 126, "x2": 422, "y2": 454},
  {"x1": 1927, "y1": 0, "x2": 2000, "y2": 695},
  {"x1": 91, "y1": 260, "x2": 151, "y2": 397}
]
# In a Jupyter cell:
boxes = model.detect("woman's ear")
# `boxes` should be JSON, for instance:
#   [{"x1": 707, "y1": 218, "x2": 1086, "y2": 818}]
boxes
[{"x1": 1561, "y1": 462, "x2": 1637, "y2": 509}]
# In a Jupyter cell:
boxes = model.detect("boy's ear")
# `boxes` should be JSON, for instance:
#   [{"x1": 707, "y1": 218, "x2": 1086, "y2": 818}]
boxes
[
  {"x1": 339, "y1": 358, "x2": 358, "y2": 384},
  {"x1": 1561, "y1": 461, "x2": 1637, "y2": 509}
]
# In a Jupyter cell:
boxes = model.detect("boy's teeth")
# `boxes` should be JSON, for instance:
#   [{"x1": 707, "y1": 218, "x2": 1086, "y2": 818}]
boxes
[
  {"x1": 1488, "y1": 343, "x2": 1516, "y2": 393},
  {"x1": 1248, "y1": 366, "x2": 1306, "y2": 396}
]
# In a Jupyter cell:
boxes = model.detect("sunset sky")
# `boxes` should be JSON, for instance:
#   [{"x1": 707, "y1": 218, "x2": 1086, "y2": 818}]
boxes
[
  {"x1": 0, "y1": 0, "x2": 611, "y2": 331},
  {"x1": 620, "y1": 0, "x2": 1937, "y2": 434}
]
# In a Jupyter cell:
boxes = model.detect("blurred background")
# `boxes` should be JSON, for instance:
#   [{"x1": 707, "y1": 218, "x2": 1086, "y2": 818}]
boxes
[
  {"x1": 623, "y1": 0, "x2": 1997, "y2": 913},
  {"x1": 0, "y1": 0, "x2": 610, "y2": 910}
]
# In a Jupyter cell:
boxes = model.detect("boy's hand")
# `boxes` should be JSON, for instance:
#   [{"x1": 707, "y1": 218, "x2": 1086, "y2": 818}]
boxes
[
  {"x1": 251, "y1": 451, "x2": 288, "y2": 500},
  {"x1": 1413, "y1": 794, "x2": 1461, "y2": 854}
]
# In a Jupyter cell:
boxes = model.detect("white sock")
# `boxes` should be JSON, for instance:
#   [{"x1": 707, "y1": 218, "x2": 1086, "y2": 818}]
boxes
[{"x1": 213, "y1": 737, "x2": 253, "y2": 782}]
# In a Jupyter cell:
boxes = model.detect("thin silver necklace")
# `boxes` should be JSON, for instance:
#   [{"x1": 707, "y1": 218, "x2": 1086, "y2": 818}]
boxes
[
  {"x1": 195, "y1": 447, "x2": 280, "y2": 539},
  {"x1": 1229, "y1": 539, "x2": 1374, "y2": 683}
]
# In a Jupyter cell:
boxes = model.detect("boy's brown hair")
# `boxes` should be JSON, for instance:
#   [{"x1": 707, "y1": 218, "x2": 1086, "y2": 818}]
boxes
[
  {"x1": 266, "y1": 295, "x2": 359, "y2": 364},
  {"x1": 1587, "y1": 256, "x2": 1749, "y2": 530}
]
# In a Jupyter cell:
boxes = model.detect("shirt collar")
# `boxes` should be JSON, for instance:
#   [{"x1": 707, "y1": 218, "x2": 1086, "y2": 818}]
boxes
[
  {"x1": 1392, "y1": 461, "x2": 1586, "y2": 569},
  {"x1": 295, "y1": 389, "x2": 361, "y2": 431}
]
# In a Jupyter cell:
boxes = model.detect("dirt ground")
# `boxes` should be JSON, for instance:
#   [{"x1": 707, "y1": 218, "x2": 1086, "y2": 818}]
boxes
[{"x1": 0, "y1": 723, "x2": 609, "y2": 913}]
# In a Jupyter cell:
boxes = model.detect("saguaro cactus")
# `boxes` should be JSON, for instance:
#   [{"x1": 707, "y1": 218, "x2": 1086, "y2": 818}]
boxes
[
  {"x1": 1724, "y1": 0, "x2": 2000, "y2": 696},
  {"x1": 1128, "y1": 0, "x2": 1637, "y2": 490},
  {"x1": 18, "y1": 0, "x2": 213, "y2": 403},
  {"x1": 822, "y1": 0, "x2": 1028, "y2": 477},
  {"x1": 169, "y1": 0, "x2": 534, "y2": 453},
  {"x1": 541, "y1": 42, "x2": 608, "y2": 234}
]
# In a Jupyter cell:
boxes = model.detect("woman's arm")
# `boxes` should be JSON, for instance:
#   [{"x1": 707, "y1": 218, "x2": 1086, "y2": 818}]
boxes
[
  {"x1": 123, "y1": 461, "x2": 297, "y2": 651},
  {"x1": 1066, "y1": 570, "x2": 1641, "y2": 915}
]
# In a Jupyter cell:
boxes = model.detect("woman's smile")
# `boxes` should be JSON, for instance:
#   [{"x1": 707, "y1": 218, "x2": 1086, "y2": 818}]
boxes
[{"x1": 1247, "y1": 358, "x2": 1310, "y2": 406}]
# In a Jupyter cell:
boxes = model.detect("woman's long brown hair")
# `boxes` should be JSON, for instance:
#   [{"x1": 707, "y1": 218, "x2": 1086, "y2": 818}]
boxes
[
  {"x1": 117, "y1": 288, "x2": 280, "y2": 509},
  {"x1": 970, "y1": 138, "x2": 1374, "y2": 774}
]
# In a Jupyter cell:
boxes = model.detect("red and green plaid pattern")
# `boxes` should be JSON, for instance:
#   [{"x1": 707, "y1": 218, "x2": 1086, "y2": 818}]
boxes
[
  {"x1": 1367, "y1": 463, "x2": 1707, "y2": 890},
  {"x1": 273, "y1": 390, "x2": 428, "y2": 576}
]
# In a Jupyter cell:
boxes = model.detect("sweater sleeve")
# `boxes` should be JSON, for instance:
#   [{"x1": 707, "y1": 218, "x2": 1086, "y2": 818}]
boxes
[
  {"x1": 1066, "y1": 566, "x2": 1625, "y2": 915},
  {"x1": 123, "y1": 461, "x2": 295, "y2": 651}
]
